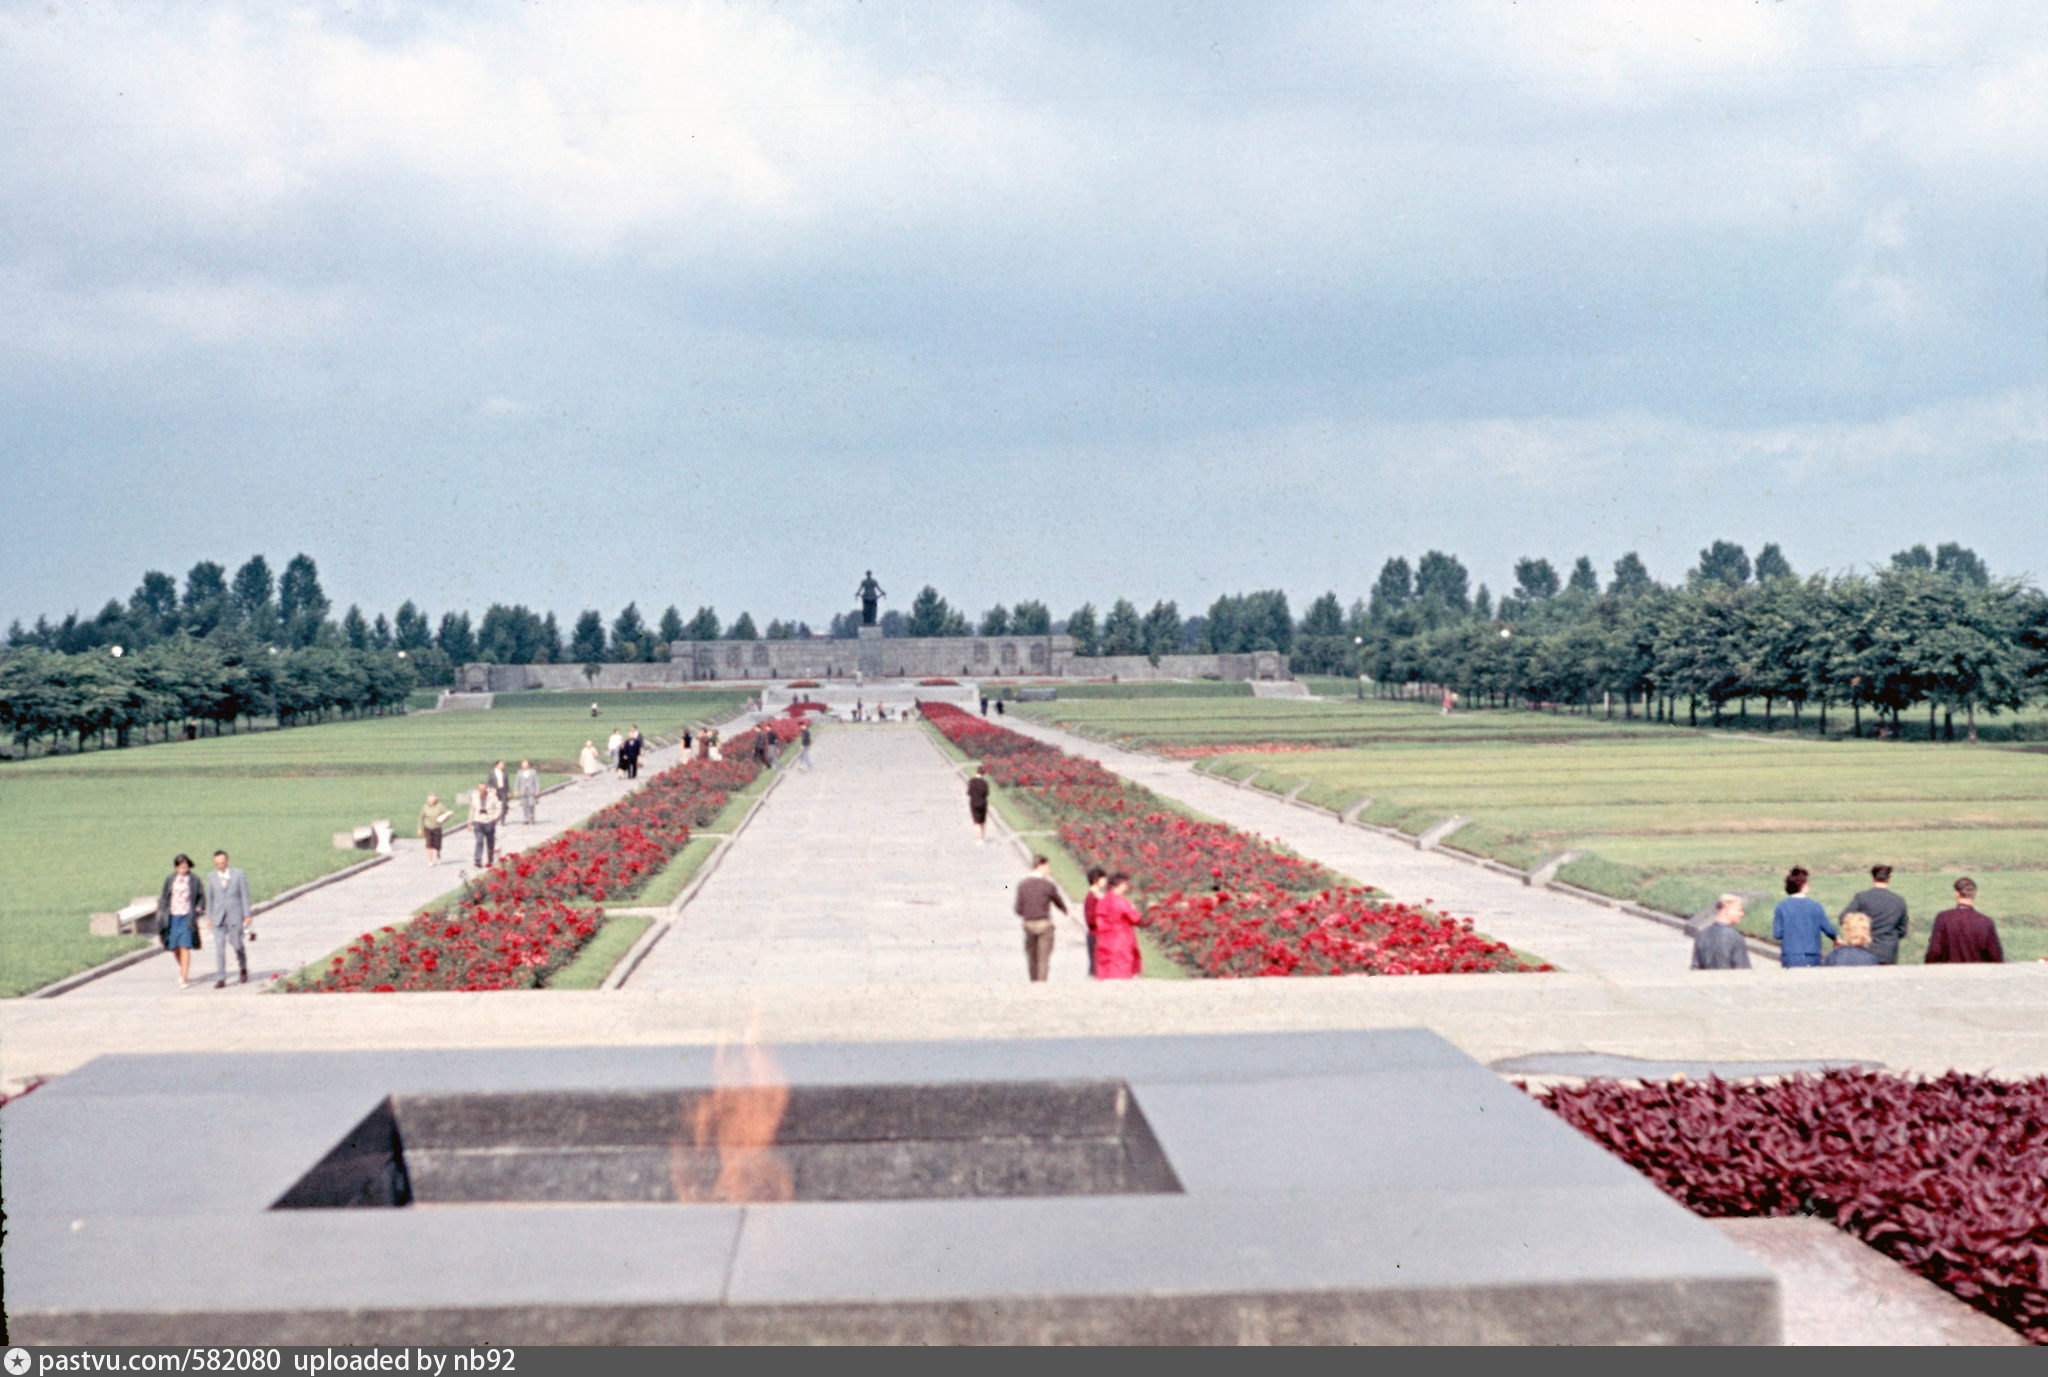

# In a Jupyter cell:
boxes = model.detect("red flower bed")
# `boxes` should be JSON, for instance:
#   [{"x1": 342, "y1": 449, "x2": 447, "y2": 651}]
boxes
[
  {"x1": 787, "y1": 700, "x2": 828, "y2": 715},
  {"x1": 919, "y1": 677, "x2": 959, "y2": 686},
  {"x1": 1533, "y1": 1072, "x2": 2048, "y2": 1343},
  {"x1": 788, "y1": 680, "x2": 821, "y2": 688},
  {"x1": 295, "y1": 716, "x2": 806, "y2": 993},
  {"x1": 919, "y1": 701, "x2": 1539, "y2": 978}
]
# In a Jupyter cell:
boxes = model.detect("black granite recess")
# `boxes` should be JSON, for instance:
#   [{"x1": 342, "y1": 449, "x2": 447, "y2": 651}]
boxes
[{"x1": 276, "y1": 1080, "x2": 1182, "y2": 1206}]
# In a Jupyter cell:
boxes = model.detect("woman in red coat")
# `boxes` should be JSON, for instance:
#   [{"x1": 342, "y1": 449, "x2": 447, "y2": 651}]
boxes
[{"x1": 1093, "y1": 873, "x2": 1143, "y2": 980}]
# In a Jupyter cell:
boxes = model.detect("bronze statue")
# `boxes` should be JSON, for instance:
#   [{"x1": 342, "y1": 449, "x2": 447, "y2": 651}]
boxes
[{"x1": 856, "y1": 570, "x2": 885, "y2": 627}]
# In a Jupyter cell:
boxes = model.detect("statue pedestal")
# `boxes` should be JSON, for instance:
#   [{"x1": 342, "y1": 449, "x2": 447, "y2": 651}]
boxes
[{"x1": 857, "y1": 624, "x2": 885, "y2": 678}]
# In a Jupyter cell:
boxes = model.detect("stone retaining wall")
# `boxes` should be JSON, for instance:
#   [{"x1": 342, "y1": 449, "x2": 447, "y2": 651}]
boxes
[{"x1": 461, "y1": 640, "x2": 1287, "y2": 689}]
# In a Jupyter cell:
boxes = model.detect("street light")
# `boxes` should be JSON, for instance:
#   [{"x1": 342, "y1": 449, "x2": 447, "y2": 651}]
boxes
[
  {"x1": 1354, "y1": 636, "x2": 1365, "y2": 701},
  {"x1": 109, "y1": 645, "x2": 123, "y2": 658}
]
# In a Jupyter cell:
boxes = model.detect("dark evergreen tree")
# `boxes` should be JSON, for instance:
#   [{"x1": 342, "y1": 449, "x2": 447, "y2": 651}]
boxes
[
  {"x1": 1935, "y1": 543, "x2": 1989, "y2": 586},
  {"x1": 181, "y1": 562, "x2": 231, "y2": 637},
  {"x1": 129, "y1": 571, "x2": 180, "y2": 640},
  {"x1": 1514, "y1": 557, "x2": 1560, "y2": 601},
  {"x1": 1101, "y1": 598, "x2": 1143, "y2": 656},
  {"x1": 570, "y1": 610, "x2": 608, "y2": 662},
  {"x1": 1066, "y1": 603, "x2": 1099, "y2": 656},
  {"x1": 393, "y1": 601, "x2": 433, "y2": 651},
  {"x1": 1608, "y1": 552, "x2": 1655, "y2": 598},
  {"x1": 1754, "y1": 543, "x2": 1794, "y2": 582},
  {"x1": 342, "y1": 605, "x2": 370, "y2": 651},
  {"x1": 1692, "y1": 540, "x2": 1752, "y2": 588},
  {"x1": 907, "y1": 586, "x2": 955, "y2": 638},
  {"x1": 1566, "y1": 557, "x2": 1600, "y2": 595},
  {"x1": 1370, "y1": 558, "x2": 1413, "y2": 620},
  {"x1": 658, "y1": 606, "x2": 686, "y2": 645},
  {"x1": 684, "y1": 606, "x2": 721, "y2": 641},
  {"x1": 609, "y1": 603, "x2": 648, "y2": 659},
  {"x1": 1414, "y1": 551, "x2": 1471, "y2": 613},
  {"x1": 726, "y1": 612, "x2": 759, "y2": 640},
  {"x1": 436, "y1": 611, "x2": 476, "y2": 664},
  {"x1": 1011, "y1": 600, "x2": 1052, "y2": 635},
  {"x1": 978, "y1": 605, "x2": 1010, "y2": 637}
]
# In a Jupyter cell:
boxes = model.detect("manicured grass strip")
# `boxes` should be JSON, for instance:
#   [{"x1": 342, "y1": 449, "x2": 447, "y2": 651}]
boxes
[
  {"x1": 545, "y1": 914, "x2": 655, "y2": 990},
  {"x1": 1020, "y1": 695, "x2": 2048, "y2": 963},
  {"x1": 633, "y1": 836, "x2": 723, "y2": 909}
]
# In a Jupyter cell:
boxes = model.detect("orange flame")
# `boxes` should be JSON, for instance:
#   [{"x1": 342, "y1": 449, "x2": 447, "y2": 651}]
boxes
[{"x1": 670, "y1": 1040, "x2": 793, "y2": 1203}]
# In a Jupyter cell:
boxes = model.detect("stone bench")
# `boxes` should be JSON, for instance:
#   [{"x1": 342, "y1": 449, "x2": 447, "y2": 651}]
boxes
[
  {"x1": 88, "y1": 897, "x2": 160, "y2": 938},
  {"x1": 332, "y1": 821, "x2": 395, "y2": 854}
]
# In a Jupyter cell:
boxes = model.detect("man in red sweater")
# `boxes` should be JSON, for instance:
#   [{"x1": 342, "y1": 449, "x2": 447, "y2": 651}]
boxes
[{"x1": 1925, "y1": 877, "x2": 2003, "y2": 964}]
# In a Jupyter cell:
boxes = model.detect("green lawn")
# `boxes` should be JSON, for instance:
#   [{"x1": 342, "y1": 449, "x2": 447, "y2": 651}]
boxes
[
  {"x1": 1017, "y1": 696, "x2": 2048, "y2": 962},
  {"x1": 0, "y1": 688, "x2": 749, "y2": 996}
]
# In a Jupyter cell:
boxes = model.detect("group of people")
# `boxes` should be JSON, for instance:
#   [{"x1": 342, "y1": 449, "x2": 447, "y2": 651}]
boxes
[
  {"x1": 1691, "y1": 864, "x2": 2006, "y2": 969},
  {"x1": 1012, "y1": 854, "x2": 1142, "y2": 982},
  {"x1": 418, "y1": 758, "x2": 541, "y2": 869},
  {"x1": 152, "y1": 850, "x2": 254, "y2": 989}
]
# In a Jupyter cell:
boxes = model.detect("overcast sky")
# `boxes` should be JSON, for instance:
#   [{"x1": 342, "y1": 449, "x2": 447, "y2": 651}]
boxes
[{"x1": 5, "y1": 1, "x2": 2044, "y2": 631}]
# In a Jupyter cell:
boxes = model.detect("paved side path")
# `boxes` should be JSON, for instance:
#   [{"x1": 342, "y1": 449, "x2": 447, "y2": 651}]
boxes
[
  {"x1": 627, "y1": 724, "x2": 1088, "y2": 988},
  {"x1": 999, "y1": 713, "x2": 1699, "y2": 978},
  {"x1": 66, "y1": 740, "x2": 697, "y2": 999}
]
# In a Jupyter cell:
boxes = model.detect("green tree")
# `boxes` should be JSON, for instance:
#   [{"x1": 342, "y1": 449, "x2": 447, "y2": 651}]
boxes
[
  {"x1": 230, "y1": 555, "x2": 275, "y2": 623},
  {"x1": 436, "y1": 611, "x2": 476, "y2": 664},
  {"x1": 978, "y1": 605, "x2": 1010, "y2": 637},
  {"x1": 610, "y1": 603, "x2": 649, "y2": 659},
  {"x1": 1141, "y1": 600, "x2": 1182, "y2": 663},
  {"x1": 658, "y1": 606, "x2": 686, "y2": 645},
  {"x1": 342, "y1": 605, "x2": 370, "y2": 651},
  {"x1": 1754, "y1": 543, "x2": 1794, "y2": 582},
  {"x1": 570, "y1": 608, "x2": 608, "y2": 663},
  {"x1": 1101, "y1": 598, "x2": 1143, "y2": 656},
  {"x1": 1414, "y1": 551, "x2": 1471, "y2": 614},
  {"x1": 129, "y1": 571, "x2": 180, "y2": 641},
  {"x1": 277, "y1": 554, "x2": 329, "y2": 646},
  {"x1": 1890, "y1": 544, "x2": 1934, "y2": 573},
  {"x1": 684, "y1": 606, "x2": 721, "y2": 641},
  {"x1": 1935, "y1": 543, "x2": 1989, "y2": 586},
  {"x1": 1565, "y1": 557, "x2": 1600, "y2": 596},
  {"x1": 181, "y1": 561, "x2": 232, "y2": 637},
  {"x1": 393, "y1": 601, "x2": 433, "y2": 651},
  {"x1": 907, "y1": 586, "x2": 955, "y2": 638},
  {"x1": 1066, "y1": 603, "x2": 1099, "y2": 656},
  {"x1": 1011, "y1": 601, "x2": 1052, "y2": 636},
  {"x1": 726, "y1": 612, "x2": 759, "y2": 641},
  {"x1": 1370, "y1": 558, "x2": 1413, "y2": 621},
  {"x1": 1690, "y1": 540, "x2": 1751, "y2": 588},
  {"x1": 1608, "y1": 552, "x2": 1655, "y2": 599}
]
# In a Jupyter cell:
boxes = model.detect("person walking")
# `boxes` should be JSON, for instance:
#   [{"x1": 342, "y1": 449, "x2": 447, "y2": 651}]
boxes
[
  {"x1": 1824, "y1": 911, "x2": 1881, "y2": 966},
  {"x1": 1926, "y1": 877, "x2": 2003, "y2": 963},
  {"x1": 967, "y1": 766, "x2": 991, "y2": 843},
  {"x1": 579, "y1": 739, "x2": 602, "y2": 776},
  {"x1": 418, "y1": 793, "x2": 452, "y2": 866},
  {"x1": 155, "y1": 853, "x2": 206, "y2": 988},
  {"x1": 515, "y1": 760, "x2": 540, "y2": 824},
  {"x1": 606, "y1": 728, "x2": 624, "y2": 771},
  {"x1": 1690, "y1": 894, "x2": 1752, "y2": 970},
  {"x1": 622, "y1": 727, "x2": 643, "y2": 779},
  {"x1": 489, "y1": 760, "x2": 510, "y2": 811},
  {"x1": 1082, "y1": 867, "x2": 1108, "y2": 977},
  {"x1": 708, "y1": 729, "x2": 723, "y2": 762},
  {"x1": 797, "y1": 722, "x2": 814, "y2": 771},
  {"x1": 202, "y1": 850, "x2": 251, "y2": 988},
  {"x1": 1093, "y1": 873, "x2": 1143, "y2": 980},
  {"x1": 1771, "y1": 866, "x2": 1836, "y2": 968},
  {"x1": 1014, "y1": 855, "x2": 1068, "y2": 981},
  {"x1": 682, "y1": 727, "x2": 695, "y2": 756},
  {"x1": 470, "y1": 778, "x2": 503, "y2": 867},
  {"x1": 590, "y1": 700, "x2": 601, "y2": 718},
  {"x1": 1840, "y1": 865, "x2": 1910, "y2": 964}
]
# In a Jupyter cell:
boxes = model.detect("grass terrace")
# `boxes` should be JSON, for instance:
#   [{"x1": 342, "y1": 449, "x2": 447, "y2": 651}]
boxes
[
  {"x1": 1015, "y1": 696, "x2": 2048, "y2": 962},
  {"x1": 0, "y1": 688, "x2": 750, "y2": 996}
]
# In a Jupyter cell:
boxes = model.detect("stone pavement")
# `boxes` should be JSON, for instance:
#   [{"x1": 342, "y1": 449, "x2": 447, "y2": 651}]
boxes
[
  {"x1": 59, "y1": 739, "x2": 698, "y2": 1000},
  {"x1": 626, "y1": 724, "x2": 1088, "y2": 989},
  {"x1": 997, "y1": 713, "x2": 1696, "y2": 977}
]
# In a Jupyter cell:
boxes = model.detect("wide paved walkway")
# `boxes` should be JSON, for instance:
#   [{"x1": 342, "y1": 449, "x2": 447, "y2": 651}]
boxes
[
  {"x1": 61, "y1": 739, "x2": 697, "y2": 1000},
  {"x1": 998, "y1": 713, "x2": 1697, "y2": 978},
  {"x1": 627, "y1": 724, "x2": 1088, "y2": 988}
]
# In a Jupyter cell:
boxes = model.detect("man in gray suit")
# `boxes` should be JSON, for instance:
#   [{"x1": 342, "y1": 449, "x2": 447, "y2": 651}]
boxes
[{"x1": 203, "y1": 849, "x2": 252, "y2": 988}]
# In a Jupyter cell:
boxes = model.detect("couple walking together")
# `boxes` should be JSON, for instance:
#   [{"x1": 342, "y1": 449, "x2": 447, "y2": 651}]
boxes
[
  {"x1": 153, "y1": 850, "x2": 254, "y2": 990},
  {"x1": 1013, "y1": 855, "x2": 1143, "y2": 982}
]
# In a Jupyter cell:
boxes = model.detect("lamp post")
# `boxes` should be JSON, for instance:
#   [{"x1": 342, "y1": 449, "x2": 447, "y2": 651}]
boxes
[{"x1": 1354, "y1": 636, "x2": 1365, "y2": 702}]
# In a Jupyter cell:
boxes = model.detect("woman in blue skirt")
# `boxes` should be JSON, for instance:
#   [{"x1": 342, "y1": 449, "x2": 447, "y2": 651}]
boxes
[{"x1": 155, "y1": 853, "x2": 206, "y2": 989}]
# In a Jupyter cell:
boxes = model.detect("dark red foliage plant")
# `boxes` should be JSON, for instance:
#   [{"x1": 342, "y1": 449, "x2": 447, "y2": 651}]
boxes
[
  {"x1": 1532, "y1": 1071, "x2": 2048, "y2": 1343},
  {"x1": 919, "y1": 701, "x2": 1542, "y2": 978}
]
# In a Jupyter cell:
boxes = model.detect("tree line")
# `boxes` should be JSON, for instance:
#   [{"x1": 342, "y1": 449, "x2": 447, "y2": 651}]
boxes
[{"x1": 1330, "y1": 542, "x2": 2045, "y2": 741}]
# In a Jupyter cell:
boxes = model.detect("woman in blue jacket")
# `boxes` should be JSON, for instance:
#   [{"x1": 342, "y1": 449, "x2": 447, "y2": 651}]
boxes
[{"x1": 1772, "y1": 866, "x2": 1837, "y2": 968}]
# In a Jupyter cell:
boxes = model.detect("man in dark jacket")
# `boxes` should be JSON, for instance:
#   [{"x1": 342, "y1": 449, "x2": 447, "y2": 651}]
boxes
[
  {"x1": 1014, "y1": 855, "x2": 1068, "y2": 981},
  {"x1": 1926, "y1": 877, "x2": 2003, "y2": 963},
  {"x1": 966, "y1": 767, "x2": 991, "y2": 843},
  {"x1": 1841, "y1": 864, "x2": 1910, "y2": 964},
  {"x1": 1690, "y1": 894, "x2": 1752, "y2": 970}
]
